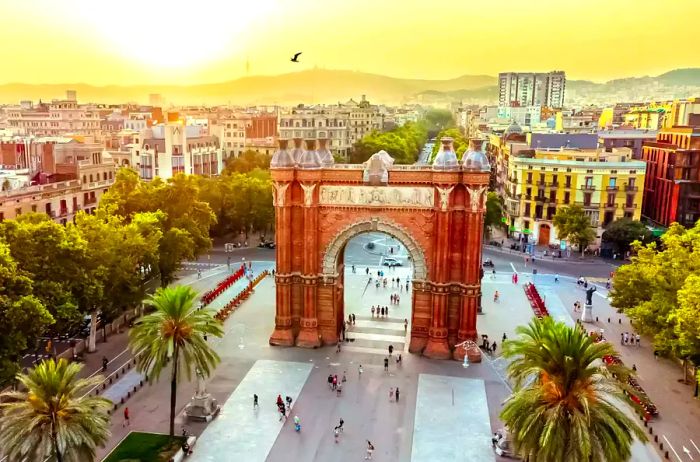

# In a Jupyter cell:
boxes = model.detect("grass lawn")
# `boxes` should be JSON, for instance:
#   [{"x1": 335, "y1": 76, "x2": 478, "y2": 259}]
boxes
[{"x1": 103, "y1": 432, "x2": 186, "y2": 462}]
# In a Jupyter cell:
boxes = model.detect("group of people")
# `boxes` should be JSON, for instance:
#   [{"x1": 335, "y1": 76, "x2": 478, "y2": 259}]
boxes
[
  {"x1": 274, "y1": 394, "x2": 294, "y2": 421},
  {"x1": 389, "y1": 293, "x2": 401, "y2": 304},
  {"x1": 480, "y1": 335, "x2": 498, "y2": 354},
  {"x1": 327, "y1": 372, "x2": 347, "y2": 396},
  {"x1": 371, "y1": 305, "x2": 390, "y2": 317},
  {"x1": 621, "y1": 332, "x2": 641, "y2": 346}
]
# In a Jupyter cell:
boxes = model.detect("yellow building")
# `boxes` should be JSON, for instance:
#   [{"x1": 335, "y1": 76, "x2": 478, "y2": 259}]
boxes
[
  {"x1": 622, "y1": 98, "x2": 700, "y2": 130},
  {"x1": 504, "y1": 147, "x2": 646, "y2": 248}
]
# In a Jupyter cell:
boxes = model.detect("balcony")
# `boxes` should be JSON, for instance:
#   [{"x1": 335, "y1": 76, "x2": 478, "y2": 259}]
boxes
[
  {"x1": 59, "y1": 207, "x2": 69, "y2": 217},
  {"x1": 564, "y1": 183, "x2": 572, "y2": 189},
  {"x1": 625, "y1": 185, "x2": 638, "y2": 192},
  {"x1": 537, "y1": 180, "x2": 546, "y2": 186},
  {"x1": 606, "y1": 186, "x2": 619, "y2": 192},
  {"x1": 604, "y1": 203, "x2": 618, "y2": 209},
  {"x1": 534, "y1": 196, "x2": 546, "y2": 203},
  {"x1": 549, "y1": 182, "x2": 559, "y2": 189},
  {"x1": 624, "y1": 203, "x2": 637, "y2": 209},
  {"x1": 576, "y1": 201, "x2": 600, "y2": 210},
  {"x1": 581, "y1": 184, "x2": 595, "y2": 191}
]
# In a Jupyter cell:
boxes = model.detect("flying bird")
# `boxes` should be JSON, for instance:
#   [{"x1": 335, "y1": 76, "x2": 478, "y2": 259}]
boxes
[{"x1": 290, "y1": 52, "x2": 302, "y2": 63}]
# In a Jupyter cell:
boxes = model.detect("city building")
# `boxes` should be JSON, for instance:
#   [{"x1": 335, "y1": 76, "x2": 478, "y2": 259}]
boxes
[
  {"x1": 554, "y1": 108, "x2": 601, "y2": 133},
  {"x1": 0, "y1": 138, "x2": 115, "y2": 223},
  {"x1": 498, "y1": 71, "x2": 566, "y2": 109},
  {"x1": 641, "y1": 126, "x2": 700, "y2": 228},
  {"x1": 597, "y1": 129, "x2": 657, "y2": 159},
  {"x1": 278, "y1": 106, "x2": 352, "y2": 158},
  {"x1": 130, "y1": 113, "x2": 223, "y2": 180},
  {"x1": 211, "y1": 112, "x2": 277, "y2": 157},
  {"x1": 4, "y1": 91, "x2": 103, "y2": 139},
  {"x1": 496, "y1": 106, "x2": 542, "y2": 127},
  {"x1": 504, "y1": 147, "x2": 646, "y2": 247}
]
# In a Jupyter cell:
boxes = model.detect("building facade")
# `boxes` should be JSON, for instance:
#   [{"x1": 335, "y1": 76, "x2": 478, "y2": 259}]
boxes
[
  {"x1": 642, "y1": 126, "x2": 700, "y2": 228},
  {"x1": 504, "y1": 148, "x2": 646, "y2": 248},
  {"x1": 498, "y1": 71, "x2": 566, "y2": 109}
]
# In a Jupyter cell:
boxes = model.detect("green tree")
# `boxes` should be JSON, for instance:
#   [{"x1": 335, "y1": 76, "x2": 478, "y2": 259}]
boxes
[
  {"x1": 553, "y1": 204, "x2": 596, "y2": 253},
  {"x1": 602, "y1": 218, "x2": 653, "y2": 254},
  {"x1": 129, "y1": 286, "x2": 223, "y2": 436},
  {"x1": 422, "y1": 108, "x2": 455, "y2": 135},
  {"x1": 0, "y1": 214, "x2": 91, "y2": 333},
  {"x1": 501, "y1": 317, "x2": 646, "y2": 462},
  {"x1": 610, "y1": 221, "x2": 700, "y2": 389},
  {"x1": 223, "y1": 149, "x2": 271, "y2": 174},
  {"x1": 0, "y1": 242, "x2": 54, "y2": 385},
  {"x1": 484, "y1": 192, "x2": 505, "y2": 237},
  {"x1": 350, "y1": 120, "x2": 428, "y2": 164},
  {"x1": 0, "y1": 359, "x2": 111, "y2": 462},
  {"x1": 430, "y1": 127, "x2": 468, "y2": 161}
]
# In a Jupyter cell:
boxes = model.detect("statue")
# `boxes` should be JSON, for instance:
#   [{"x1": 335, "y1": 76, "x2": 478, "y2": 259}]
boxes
[
  {"x1": 586, "y1": 286, "x2": 596, "y2": 305},
  {"x1": 185, "y1": 368, "x2": 220, "y2": 422}
]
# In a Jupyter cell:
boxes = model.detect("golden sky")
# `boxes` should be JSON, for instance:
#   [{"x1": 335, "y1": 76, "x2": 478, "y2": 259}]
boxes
[{"x1": 1, "y1": 0, "x2": 698, "y2": 85}]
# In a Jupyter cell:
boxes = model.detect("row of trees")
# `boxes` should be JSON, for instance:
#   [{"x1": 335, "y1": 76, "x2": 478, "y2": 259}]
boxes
[
  {"x1": 0, "y1": 163, "x2": 272, "y2": 386},
  {"x1": 0, "y1": 285, "x2": 223, "y2": 461},
  {"x1": 611, "y1": 221, "x2": 700, "y2": 389}
]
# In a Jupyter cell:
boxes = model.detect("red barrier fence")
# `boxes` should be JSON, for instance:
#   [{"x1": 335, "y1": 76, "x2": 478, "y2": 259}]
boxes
[{"x1": 201, "y1": 265, "x2": 246, "y2": 306}]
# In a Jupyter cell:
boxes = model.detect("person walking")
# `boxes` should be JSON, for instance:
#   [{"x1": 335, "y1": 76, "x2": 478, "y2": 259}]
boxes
[
  {"x1": 342, "y1": 371, "x2": 347, "y2": 383},
  {"x1": 358, "y1": 364, "x2": 363, "y2": 376},
  {"x1": 395, "y1": 387, "x2": 400, "y2": 402},
  {"x1": 384, "y1": 357, "x2": 389, "y2": 372},
  {"x1": 365, "y1": 441, "x2": 375, "y2": 460},
  {"x1": 253, "y1": 394, "x2": 259, "y2": 409},
  {"x1": 102, "y1": 356, "x2": 108, "y2": 372},
  {"x1": 491, "y1": 341, "x2": 497, "y2": 354},
  {"x1": 636, "y1": 333, "x2": 641, "y2": 346},
  {"x1": 620, "y1": 332, "x2": 624, "y2": 345},
  {"x1": 337, "y1": 418, "x2": 344, "y2": 432},
  {"x1": 336, "y1": 382, "x2": 343, "y2": 397},
  {"x1": 502, "y1": 332, "x2": 507, "y2": 342},
  {"x1": 123, "y1": 407, "x2": 130, "y2": 427},
  {"x1": 404, "y1": 319, "x2": 408, "y2": 332},
  {"x1": 554, "y1": 274, "x2": 559, "y2": 283},
  {"x1": 352, "y1": 314, "x2": 356, "y2": 325},
  {"x1": 332, "y1": 375, "x2": 338, "y2": 390},
  {"x1": 286, "y1": 395, "x2": 293, "y2": 411},
  {"x1": 371, "y1": 306, "x2": 375, "y2": 317},
  {"x1": 337, "y1": 342, "x2": 342, "y2": 353},
  {"x1": 328, "y1": 374, "x2": 334, "y2": 390},
  {"x1": 388, "y1": 345, "x2": 394, "y2": 356}
]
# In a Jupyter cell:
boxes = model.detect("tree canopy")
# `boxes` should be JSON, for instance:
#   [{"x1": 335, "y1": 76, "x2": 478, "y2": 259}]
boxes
[
  {"x1": 610, "y1": 221, "x2": 700, "y2": 387},
  {"x1": 602, "y1": 218, "x2": 653, "y2": 253},
  {"x1": 350, "y1": 121, "x2": 428, "y2": 164},
  {"x1": 553, "y1": 204, "x2": 596, "y2": 252},
  {"x1": 501, "y1": 317, "x2": 646, "y2": 462},
  {"x1": 484, "y1": 192, "x2": 506, "y2": 237},
  {"x1": 223, "y1": 150, "x2": 271, "y2": 174},
  {"x1": 429, "y1": 127, "x2": 468, "y2": 161}
]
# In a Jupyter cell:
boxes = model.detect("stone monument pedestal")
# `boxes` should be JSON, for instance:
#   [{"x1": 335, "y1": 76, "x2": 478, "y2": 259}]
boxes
[
  {"x1": 581, "y1": 303, "x2": 594, "y2": 323},
  {"x1": 185, "y1": 393, "x2": 220, "y2": 422}
]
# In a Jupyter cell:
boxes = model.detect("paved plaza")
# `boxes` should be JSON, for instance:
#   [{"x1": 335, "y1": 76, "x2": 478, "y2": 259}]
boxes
[{"x1": 93, "y1": 237, "x2": 700, "y2": 462}]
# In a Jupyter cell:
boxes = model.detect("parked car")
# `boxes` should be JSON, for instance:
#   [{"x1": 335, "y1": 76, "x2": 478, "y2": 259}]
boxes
[
  {"x1": 382, "y1": 258, "x2": 402, "y2": 267},
  {"x1": 482, "y1": 259, "x2": 495, "y2": 268},
  {"x1": 257, "y1": 241, "x2": 276, "y2": 249}
]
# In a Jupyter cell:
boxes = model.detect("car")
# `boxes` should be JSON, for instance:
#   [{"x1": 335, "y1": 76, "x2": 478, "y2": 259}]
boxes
[
  {"x1": 382, "y1": 258, "x2": 402, "y2": 267},
  {"x1": 258, "y1": 241, "x2": 276, "y2": 249},
  {"x1": 483, "y1": 259, "x2": 495, "y2": 268}
]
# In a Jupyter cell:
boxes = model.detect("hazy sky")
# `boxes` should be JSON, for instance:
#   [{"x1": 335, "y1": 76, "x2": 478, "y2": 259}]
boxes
[{"x1": 1, "y1": 0, "x2": 698, "y2": 85}]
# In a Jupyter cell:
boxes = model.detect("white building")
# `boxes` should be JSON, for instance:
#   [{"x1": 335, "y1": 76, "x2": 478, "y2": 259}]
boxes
[{"x1": 498, "y1": 71, "x2": 566, "y2": 109}]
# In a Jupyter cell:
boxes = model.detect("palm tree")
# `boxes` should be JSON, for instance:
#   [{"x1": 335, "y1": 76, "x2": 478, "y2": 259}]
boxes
[
  {"x1": 129, "y1": 285, "x2": 223, "y2": 436},
  {"x1": 0, "y1": 359, "x2": 111, "y2": 462},
  {"x1": 500, "y1": 317, "x2": 647, "y2": 462}
]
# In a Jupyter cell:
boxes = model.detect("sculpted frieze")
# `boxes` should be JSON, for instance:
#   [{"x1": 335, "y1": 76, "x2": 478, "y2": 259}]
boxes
[{"x1": 319, "y1": 185, "x2": 434, "y2": 208}]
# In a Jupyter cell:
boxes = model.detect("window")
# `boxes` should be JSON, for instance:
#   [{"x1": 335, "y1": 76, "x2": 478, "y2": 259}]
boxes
[
  {"x1": 603, "y1": 211, "x2": 614, "y2": 227},
  {"x1": 526, "y1": 187, "x2": 532, "y2": 198},
  {"x1": 626, "y1": 194, "x2": 634, "y2": 207},
  {"x1": 524, "y1": 220, "x2": 530, "y2": 231},
  {"x1": 609, "y1": 177, "x2": 617, "y2": 188},
  {"x1": 565, "y1": 175, "x2": 571, "y2": 187},
  {"x1": 524, "y1": 203, "x2": 531, "y2": 217},
  {"x1": 628, "y1": 178, "x2": 636, "y2": 187},
  {"x1": 585, "y1": 176, "x2": 593, "y2": 188},
  {"x1": 527, "y1": 172, "x2": 532, "y2": 184},
  {"x1": 607, "y1": 193, "x2": 616, "y2": 206},
  {"x1": 549, "y1": 190, "x2": 556, "y2": 201},
  {"x1": 583, "y1": 192, "x2": 592, "y2": 206},
  {"x1": 564, "y1": 191, "x2": 570, "y2": 204}
]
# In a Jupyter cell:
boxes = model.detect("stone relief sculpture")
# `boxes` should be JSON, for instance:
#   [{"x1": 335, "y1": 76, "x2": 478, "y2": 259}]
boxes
[
  {"x1": 300, "y1": 183, "x2": 317, "y2": 207},
  {"x1": 363, "y1": 151, "x2": 394, "y2": 184},
  {"x1": 319, "y1": 186, "x2": 434, "y2": 208},
  {"x1": 435, "y1": 186, "x2": 455, "y2": 212},
  {"x1": 467, "y1": 186, "x2": 487, "y2": 212},
  {"x1": 272, "y1": 182, "x2": 290, "y2": 207}
]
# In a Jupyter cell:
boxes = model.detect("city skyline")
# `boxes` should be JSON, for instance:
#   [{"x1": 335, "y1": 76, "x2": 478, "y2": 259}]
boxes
[{"x1": 1, "y1": 0, "x2": 699, "y2": 86}]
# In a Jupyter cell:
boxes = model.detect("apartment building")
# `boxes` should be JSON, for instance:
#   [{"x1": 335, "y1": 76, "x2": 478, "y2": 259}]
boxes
[
  {"x1": 4, "y1": 91, "x2": 103, "y2": 139},
  {"x1": 504, "y1": 147, "x2": 646, "y2": 248},
  {"x1": 131, "y1": 115, "x2": 223, "y2": 180},
  {"x1": 642, "y1": 126, "x2": 700, "y2": 228},
  {"x1": 498, "y1": 71, "x2": 566, "y2": 109},
  {"x1": 0, "y1": 139, "x2": 115, "y2": 223},
  {"x1": 211, "y1": 112, "x2": 277, "y2": 157}
]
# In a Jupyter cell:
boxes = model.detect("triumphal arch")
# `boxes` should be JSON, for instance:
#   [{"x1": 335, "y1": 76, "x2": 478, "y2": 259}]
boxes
[{"x1": 268, "y1": 137, "x2": 490, "y2": 359}]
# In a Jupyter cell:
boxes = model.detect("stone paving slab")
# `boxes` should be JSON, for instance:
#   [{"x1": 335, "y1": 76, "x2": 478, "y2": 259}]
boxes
[
  {"x1": 189, "y1": 360, "x2": 313, "y2": 462},
  {"x1": 411, "y1": 374, "x2": 494, "y2": 462}
]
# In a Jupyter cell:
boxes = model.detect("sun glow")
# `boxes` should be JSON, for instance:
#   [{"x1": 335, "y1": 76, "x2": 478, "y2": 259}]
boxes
[{"x1": 74, "y1": 0, "x2": 279, "y2": 70}]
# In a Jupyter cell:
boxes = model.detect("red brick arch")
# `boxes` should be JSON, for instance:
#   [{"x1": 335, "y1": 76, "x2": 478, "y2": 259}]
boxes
[{"x1": 269, "y1": 161, "x2": 489, "y2": 360}]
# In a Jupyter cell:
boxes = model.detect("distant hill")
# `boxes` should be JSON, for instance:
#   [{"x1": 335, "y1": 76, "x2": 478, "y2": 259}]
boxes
[
  {"x1": 0, "y1": 68, "x2": 698, "y2": 106},
  {"x1": 0, "y1": 70, "x2": 496, "y2": 106}
]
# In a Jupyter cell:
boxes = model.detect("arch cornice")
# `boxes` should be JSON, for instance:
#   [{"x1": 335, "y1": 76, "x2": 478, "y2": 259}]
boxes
[{"x1": 321, "y1": 218, "x2": 428, "y2": 280}]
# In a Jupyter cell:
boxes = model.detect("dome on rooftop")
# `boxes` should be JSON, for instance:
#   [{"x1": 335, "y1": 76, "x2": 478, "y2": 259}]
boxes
[
  {"x1": 432, "y1": 137, "x2": 459, "y2": 170},
  {"x1": 462, "y1": 138, "x2": 491, "y2": 172},
  {"x1": 270, "y1": 139, "x2": 295, "y2": 168}
]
